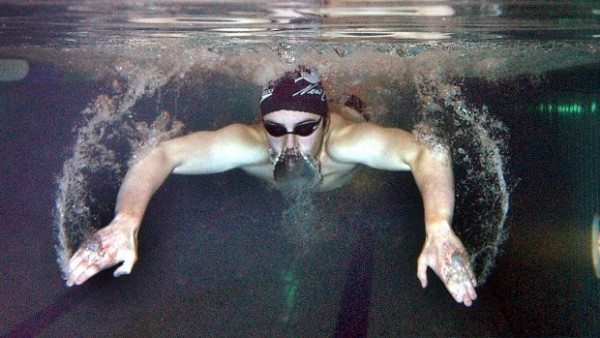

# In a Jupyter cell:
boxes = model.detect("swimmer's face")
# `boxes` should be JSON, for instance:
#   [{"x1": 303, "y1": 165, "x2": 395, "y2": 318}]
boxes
[
  {"x1": 262, "y1": 110, "x2": 325, "y2": 158},
  {"x1": 263, "y1": 110, "x2": 325, "y2": 189}
]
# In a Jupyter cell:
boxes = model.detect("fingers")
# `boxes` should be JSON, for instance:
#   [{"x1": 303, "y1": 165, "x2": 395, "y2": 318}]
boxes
[
  {"x1": 66, "y1": 238, "x2": 119, "y2": 287},
  {"x1": 416, "y1": 254, "x2": 429, "y2": 288},
  {"x1": 462, "y1": 294, "x2": 473, "y2": 307},
  {"x1": 446, "y1": 275, "x2": 478, "y2": 307},
  {"x1": 461, "y1": 285, "x2": 477, "y2": 307},
  {"x1": 65, "y1": 223, "x2": 139, "y2": 287},
  {"x1": 67, "y1": 251, "x2": 135, "y2": 286},
  {"x1": 113, "y1": 253, "x2": 137, "y2": 277},
  {"x1": 449, "y1": 270, "x2": 478, "y2": 307},
  {"x1": 66, "y1": 250, "x2": 108, "y2": 287},
  {"x1": 417, "y1": 234, "x2": 480, "y2": 307},
  {"x1": 460, "y1": 263, "x2": 478, "y2": 307},
  {"x1": 468, "y1": 284, "x2": 478, "y2": 302},
  {"x1": 456, "y1": 284, "x2": 477, "y2": 307},
  {"x1": 417, "y1": 258, "x2": 477, "y2": 307}
]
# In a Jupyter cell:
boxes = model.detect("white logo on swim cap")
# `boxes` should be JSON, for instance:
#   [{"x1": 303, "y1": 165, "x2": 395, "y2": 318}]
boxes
[
  {"x1": 293, "y1": 70, "x2": 325, "y2": 101},
  {"x1": 298, "y1": 70, "x2": 320, "y2": 84},
  {"x1": 260, "y1": 87, "x2": 274, "y2": 103},
  {"x1": 292, "y1": 83, "x2": 325, "y2": 101}
]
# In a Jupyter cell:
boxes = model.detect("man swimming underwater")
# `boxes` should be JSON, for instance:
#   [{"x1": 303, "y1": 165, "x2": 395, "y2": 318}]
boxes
[{"x1": 66, "y1": 66, "x2": 478, "y2": 307}]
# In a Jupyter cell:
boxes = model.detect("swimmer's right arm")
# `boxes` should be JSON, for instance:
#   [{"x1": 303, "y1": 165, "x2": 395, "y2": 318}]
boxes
[
  {"x1": 66, "y1": 140, "x2": 180, "y2": 286},
  {"x1": 67, "y1": 124, "x2": 268, "y2": 286}
]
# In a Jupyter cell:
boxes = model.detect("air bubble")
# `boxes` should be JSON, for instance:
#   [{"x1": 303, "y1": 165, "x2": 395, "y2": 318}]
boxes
[
  {"x1": 0, "y1": 59, "x2": 29, "y2": 82},
  {"x1": 334, "y1": 46, "x2": 350, "y2": 57},
  {"x1": 54, "y1": 60, "x2": 191, "y2": 278},
  {"x1": 414, "y1": 79, "x2": 510, "y2": 285}
]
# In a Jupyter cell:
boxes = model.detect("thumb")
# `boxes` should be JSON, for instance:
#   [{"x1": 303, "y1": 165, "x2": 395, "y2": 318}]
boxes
[
  {"x1": 114, "y1": 254, "x2": 137, "y2": 278},
  {"x1": 417, "y1": 254, "x2": 429, "y2": 288}
]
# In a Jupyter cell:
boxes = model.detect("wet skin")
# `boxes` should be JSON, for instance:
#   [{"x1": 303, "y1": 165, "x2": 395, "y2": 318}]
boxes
[{"x1": 67, "y1": 109, "x2": 477, "y2": 307}]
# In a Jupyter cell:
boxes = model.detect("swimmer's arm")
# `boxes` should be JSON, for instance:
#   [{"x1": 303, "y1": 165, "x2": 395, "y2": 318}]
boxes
[
  {"x1": 329, "y1": 122, "x2": 454, "y2": 228},
  {"x1": 329, "y1": 123, "x2": 477, "y2": 305},
  {"x1": 407, "y1": 144, "x2": 455, "y2": 233},
  {"x1": 167, "y1": 123, "x2": 268, "y2": 175},
  {"x1": 335, "y1": 123, "x2": 456, "y2": 230},
  {"x1": 112, "y1": 143, "x2": 177, "y2": 225},
  {"x1": 389, "y1": 137, "x2": 478, "y2": 307},
  {"x1": 117, "y1": 123, "x2": 267, "y2": 220},
  {"x1": 67, "y1": 124, "x2": 267, "y2": 286},
  {"x1": 66, "y1": 141, "x2": 177, "y2": 286},
  {"x1": 409, "y1": 145, "x2": 478, "y2": 307},
  {"x1": 326, "y1": 122, "x2": 414, "y2": 171}
]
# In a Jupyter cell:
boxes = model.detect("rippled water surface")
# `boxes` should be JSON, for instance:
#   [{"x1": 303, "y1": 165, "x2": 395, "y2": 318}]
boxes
[{"x1": 1, "y1": 0, "x2": 599, "y2": 44}]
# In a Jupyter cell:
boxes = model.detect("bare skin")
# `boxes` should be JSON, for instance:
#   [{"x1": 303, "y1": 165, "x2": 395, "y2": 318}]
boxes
[{"x1": 66, "y1": 109, "x2": 477, "y2": 307}]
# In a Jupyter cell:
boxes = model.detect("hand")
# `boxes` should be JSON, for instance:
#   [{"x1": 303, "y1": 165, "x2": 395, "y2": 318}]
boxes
[
  {"x1": 66, "y1": 216, "x2": 139, "y2": 287},
  {"x1": 417, "y1": 229, "x2": 478, "y2": 307}
]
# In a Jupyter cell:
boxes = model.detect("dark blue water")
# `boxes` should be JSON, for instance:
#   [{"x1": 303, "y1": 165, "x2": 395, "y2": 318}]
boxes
[{"x1": 2, "y1": 63, "x2": 598, "y2": 336}]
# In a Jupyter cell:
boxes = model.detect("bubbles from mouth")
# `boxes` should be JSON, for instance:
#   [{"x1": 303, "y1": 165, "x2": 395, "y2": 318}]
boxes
[
  {"x1": 272, "y1": 148, "x2": 323, "y2": 256},
  {"x1": 271, "y1": 147, "x2": 321, "y2": 190}
]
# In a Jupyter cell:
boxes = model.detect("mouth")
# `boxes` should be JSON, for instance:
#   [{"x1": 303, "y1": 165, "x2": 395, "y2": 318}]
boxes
[{"x1": 272, "y1": 148, "x2": 321, "y2": 189}]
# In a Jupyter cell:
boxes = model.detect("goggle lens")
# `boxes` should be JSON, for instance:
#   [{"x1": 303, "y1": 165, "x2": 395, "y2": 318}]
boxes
[{"x1": 264, "y1": 118, "x2": 322, "y2": 137}]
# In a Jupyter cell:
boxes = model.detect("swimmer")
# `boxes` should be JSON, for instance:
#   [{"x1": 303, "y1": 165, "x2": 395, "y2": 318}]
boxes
[{"x1": 66, "y1": 66, "x2": 478, "y2": 307}]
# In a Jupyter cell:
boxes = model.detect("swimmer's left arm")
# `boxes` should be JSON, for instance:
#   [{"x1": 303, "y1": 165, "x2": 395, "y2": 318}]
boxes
[
  {"x1": 409, "y1": 144, "x2": 477, "y2": 307},
  {"x1": 329, "y1": 122, "x2": 477, "y2": 306}
]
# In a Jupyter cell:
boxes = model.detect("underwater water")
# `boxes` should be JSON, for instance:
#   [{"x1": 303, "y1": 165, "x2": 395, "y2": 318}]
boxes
[{"x1": 1, "y1": 1, "x2": 599, "y2": 336}]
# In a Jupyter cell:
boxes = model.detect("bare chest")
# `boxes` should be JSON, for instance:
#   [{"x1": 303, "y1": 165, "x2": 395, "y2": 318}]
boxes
[{"x1": 241, "y1": 153, "x2": 358, "y2": 191}]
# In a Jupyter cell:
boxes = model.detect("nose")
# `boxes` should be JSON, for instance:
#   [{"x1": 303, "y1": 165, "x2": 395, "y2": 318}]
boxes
[{"x1": 284, "y1": 133, "x2": 298, "y2": 149}]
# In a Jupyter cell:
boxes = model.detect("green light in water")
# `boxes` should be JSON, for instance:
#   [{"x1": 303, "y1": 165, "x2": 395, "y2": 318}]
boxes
[
  {"x1": 538, "y1": 101, "x2": 598, "y2": 116},
  {"x1": 281, "y1": 269, "x2": 299, "y2": 323}
]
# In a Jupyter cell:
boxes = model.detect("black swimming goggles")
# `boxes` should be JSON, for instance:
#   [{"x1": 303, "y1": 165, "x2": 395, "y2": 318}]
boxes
[{"x1": 263, "y1": 117, "x2": 322, "y2": 137}]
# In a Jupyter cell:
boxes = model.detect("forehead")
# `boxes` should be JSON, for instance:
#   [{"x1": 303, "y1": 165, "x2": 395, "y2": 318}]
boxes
[{"x1": 263, "y1": 110, "x2": 322, "y2": 124}]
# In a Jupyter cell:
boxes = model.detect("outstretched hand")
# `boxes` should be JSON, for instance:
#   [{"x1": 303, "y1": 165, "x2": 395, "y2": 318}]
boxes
[
  {"x1": 417, "y1": 229, "x2": 478, "y2": 307},
  {"x1": 66, "y1": 216, "x2": 139, "y2": 287}
]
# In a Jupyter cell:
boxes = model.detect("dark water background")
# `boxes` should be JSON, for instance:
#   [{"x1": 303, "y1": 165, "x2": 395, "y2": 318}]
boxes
[{"x1": 1, "y1": 62, "x2": 599, "y2": 337}]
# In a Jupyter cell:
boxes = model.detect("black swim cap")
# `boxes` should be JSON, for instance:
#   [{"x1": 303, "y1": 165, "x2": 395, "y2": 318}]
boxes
[{"x1": 260, "y1": 66, "x2": 328, "y2": 117}]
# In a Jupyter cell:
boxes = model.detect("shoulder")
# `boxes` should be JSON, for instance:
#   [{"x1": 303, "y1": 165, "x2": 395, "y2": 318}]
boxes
[
  {"x1": 164, "y1": 123, "x2": 265, "y2": 152},
  {"x1": 324, "y1": 114, "x2": 418, "y2": 170},
  {"x1": 218, "y1": 123, "x2": 266, "y2": 145},
  {"x1": 162, "y1": 123, "x2": 270, "y2": 174}
]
